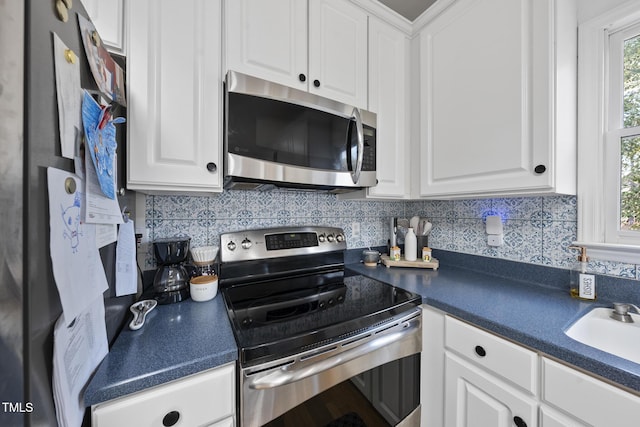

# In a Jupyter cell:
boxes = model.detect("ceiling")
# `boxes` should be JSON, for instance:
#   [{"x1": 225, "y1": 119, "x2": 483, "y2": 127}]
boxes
[{"x1": 377, "y1": 0, "x2": 438, "y2": 21}]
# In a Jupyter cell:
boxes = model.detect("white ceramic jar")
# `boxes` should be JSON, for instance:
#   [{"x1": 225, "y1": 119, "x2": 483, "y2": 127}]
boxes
[{"x1": 190, "y1": 275, "x2": 218, "y2": 302}]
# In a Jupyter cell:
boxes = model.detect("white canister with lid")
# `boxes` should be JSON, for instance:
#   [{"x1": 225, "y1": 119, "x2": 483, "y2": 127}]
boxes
[
  {"x1": 404, "y1": 228, "x2": 417, "y2": 261},
  {"x1": 190, "y1": 275, "x2": 218, "y2": 302}
]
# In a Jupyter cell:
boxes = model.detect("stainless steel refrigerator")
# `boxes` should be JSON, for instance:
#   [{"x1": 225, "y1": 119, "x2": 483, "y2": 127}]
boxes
[{"x1": 0, "y1": 1, "x2": 135, "y2": 425}]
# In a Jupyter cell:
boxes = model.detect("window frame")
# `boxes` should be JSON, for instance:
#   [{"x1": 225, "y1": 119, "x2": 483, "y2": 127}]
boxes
[{"x1": 576, "y1": 1, "x2": 640, "y2": 263}]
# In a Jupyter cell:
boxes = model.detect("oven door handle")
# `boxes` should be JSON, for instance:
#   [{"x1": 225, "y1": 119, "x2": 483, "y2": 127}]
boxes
[{"x1": 248, "y1": 317, "x2": 420, "y2": 390}]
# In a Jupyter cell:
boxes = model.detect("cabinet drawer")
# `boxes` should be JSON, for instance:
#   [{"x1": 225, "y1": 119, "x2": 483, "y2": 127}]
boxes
[
  {"x1": 92, "y1": 363, "x2": 235, "y2": 427},
  {"x1": 542, "y1": 357, "x2": 640, "y2": 425},
  {"x1": 445, "y1": 316, "x2": 538, "y2": 395}
]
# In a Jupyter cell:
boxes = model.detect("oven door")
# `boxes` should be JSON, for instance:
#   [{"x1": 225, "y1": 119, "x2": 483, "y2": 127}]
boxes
[{"x1": 239, "y1": 308, "x2": 422, "y2": 427}]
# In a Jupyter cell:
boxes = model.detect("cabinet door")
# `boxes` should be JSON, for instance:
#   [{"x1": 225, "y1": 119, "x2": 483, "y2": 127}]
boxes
[
  {"x1": 367, "y1": 17, "x2": 410, "y2": 199},
  {"x1": 225, "y1": 0, "x2": 307, "y2": 90},
  {"x1": 542, "y1": 357, "x2": 640, "y2": 426},
  {"x1": 539, "y1": 405, "x2": 587, "y2": 427},
  {"x1": 417, "y1": 0, "x2": 575, "y2": 198},
  {"x1": 308, "y1": 0, "x2": 368, "y2": 108},
  {"x1": 445, "y1": 352, "x2": 537, "y2": 427},
  {"x1": 83, "y1": 0, "x2": 125, "y2": 54},
  {"x1": 127, "y1": 0, "x2": 222, "y2": 193}
]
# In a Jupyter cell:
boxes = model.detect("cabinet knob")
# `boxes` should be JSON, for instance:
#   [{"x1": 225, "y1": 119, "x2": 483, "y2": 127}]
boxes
[
  {"x1": 162, "y1": 411, "x2": 180, "y2": 426},
  {"x1": 313, "y1": 79, "x2": 320, "y2": 88},
  {"x1": 299, "y1": 73, "x2": 306, "y2": 82},
  {"x1": 206, "y1": 162, "x2": 217, "y2": 173},
  {"x1": 474, "y1": 345, "x2": 486, "y2": 357},
  {"x1": 534, "y1": 164, "x2": 546, "y2": 174},
  {"x1": 513, "y1": 416, "x2": 527, "y2": 427}
]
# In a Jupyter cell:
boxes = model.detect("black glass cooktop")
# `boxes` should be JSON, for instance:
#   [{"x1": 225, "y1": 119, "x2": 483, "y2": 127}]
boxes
[{"x1": 221, "y1": 271, "x2": 421, "y2": 367}]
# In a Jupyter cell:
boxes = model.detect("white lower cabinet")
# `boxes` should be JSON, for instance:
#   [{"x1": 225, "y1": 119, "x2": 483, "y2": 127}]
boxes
[
  {"x1": 539, "y1": 404, "x2": 587, "y2": 427},
  {"x1": 422, "y1": 305, "x2": 640, "y2": 427},
  {"x1": 208, "y1": 416, "x2": 235, "y2": 427},
  {"x1": 444, "y1": 315, "x2": 537, "y2": 427},
  {"x1": 541, "y1": 357, "x2": 640, "y2": 426},
  {"x1": 445, "y1": 352, "x2": 537, "y2": 427},
  {"x1": 91, "y1": 363, "x2": 235, "y2": 427}
]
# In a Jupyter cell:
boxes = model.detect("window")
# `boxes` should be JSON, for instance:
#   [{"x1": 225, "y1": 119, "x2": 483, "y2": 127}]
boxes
[{"x1": 577, "y1": 2, "x2": 640, "y2": 263}]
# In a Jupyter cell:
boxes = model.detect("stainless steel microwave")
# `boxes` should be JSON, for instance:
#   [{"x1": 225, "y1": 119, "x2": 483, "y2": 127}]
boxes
[{"x1": 223, "y1": 71, "x2": 377, "y2": 193}]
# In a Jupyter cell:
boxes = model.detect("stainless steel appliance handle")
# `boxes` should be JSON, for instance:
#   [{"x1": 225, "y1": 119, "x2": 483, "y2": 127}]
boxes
[
  {"x1": 248, "y1": 318, "x2": 419, "y2": 390},
  {"x1": 350, "y1": 107, "x2": 364, "y2": 184}
]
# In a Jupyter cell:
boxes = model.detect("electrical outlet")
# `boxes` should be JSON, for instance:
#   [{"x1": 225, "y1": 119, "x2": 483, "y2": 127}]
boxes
[
  {"x1": 488, "y1": 234, "x2": 503, "y2": 247},
  {"x1": 352, "y1": 222, "x2": 361, "y2": 239}
]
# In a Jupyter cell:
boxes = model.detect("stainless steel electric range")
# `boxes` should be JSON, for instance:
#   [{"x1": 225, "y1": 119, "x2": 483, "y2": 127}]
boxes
[{"x1": 219, "y1": 226, "x2": 422, "y2": 427}]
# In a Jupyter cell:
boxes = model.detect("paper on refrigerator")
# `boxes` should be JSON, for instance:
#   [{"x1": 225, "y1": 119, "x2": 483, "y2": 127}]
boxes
[
  {"x1": 116, "y1": 219, "x2": 138, "y2": 296},
  {"x1": 53, "y1": 296, "x2": 108, "y2": 427},
  {"x1": 47, "y1": 167, "x2": 108, "y2": 325},
  {"x1": 53, "y1": 33, "x2": 82, "y2": 160}
]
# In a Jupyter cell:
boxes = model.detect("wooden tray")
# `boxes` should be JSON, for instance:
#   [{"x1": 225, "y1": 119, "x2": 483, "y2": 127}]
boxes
[{"x1": 380, "y1": 254, "x2": 439, "y2": 270}]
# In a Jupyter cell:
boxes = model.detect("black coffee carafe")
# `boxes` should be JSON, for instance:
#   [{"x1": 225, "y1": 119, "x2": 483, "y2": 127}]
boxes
[{"x1": 152, "y1": 237, "x2": 191, "y2": 304}]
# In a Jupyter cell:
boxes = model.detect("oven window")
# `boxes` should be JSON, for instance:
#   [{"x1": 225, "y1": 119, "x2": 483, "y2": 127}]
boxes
[
  {"x1": 263, "y1": 354, "x2": 420, "y2": 427},
  {"x1": 227, "y1": 93, "x2": 354, "y2": 172}
]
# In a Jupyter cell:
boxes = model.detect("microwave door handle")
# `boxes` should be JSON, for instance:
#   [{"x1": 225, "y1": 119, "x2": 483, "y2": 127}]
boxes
[{"x1": 350, "y1": 107, "x2": 364, "y2": 184}]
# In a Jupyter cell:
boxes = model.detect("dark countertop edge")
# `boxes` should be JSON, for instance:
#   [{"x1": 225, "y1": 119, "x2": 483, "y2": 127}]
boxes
[
  {"x1": 345, "y1": 262, "x2": 640, "y2": 395},
  {"x1": 85, "y1": 349, "x2": 238, "y2": 406}
]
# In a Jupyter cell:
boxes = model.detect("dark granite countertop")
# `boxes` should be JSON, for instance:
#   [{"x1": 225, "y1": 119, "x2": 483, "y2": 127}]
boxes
[
  {"x1": 346, "y1": 258, "x2": 640, "y2": 394},
  {"x1": 84, "y1": 295, "x2": 237, "y2": 407},
  {"x1": 85, "y1": 250, "x2": 640, "y2": 408}
]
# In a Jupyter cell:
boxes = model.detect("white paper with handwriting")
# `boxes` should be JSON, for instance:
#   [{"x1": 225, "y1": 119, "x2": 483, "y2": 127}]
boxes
[{"x1": 47, "y1": 167, "x2": 108, "y2": 325}]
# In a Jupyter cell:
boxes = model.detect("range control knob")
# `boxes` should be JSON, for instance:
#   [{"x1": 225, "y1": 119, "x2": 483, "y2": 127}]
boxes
[
  {"x1": 327, "y1": 234, "x2": 335, "y2": 243},
  {"x1": 227, "y1": 240, "x2": 237, "y2": 251},
  {"x1": 318, "y1": 234, "x2": 326, "y2": 243},
  {"x1": 241, "y1": 238, "x2": 252, "y2": 249},
  {"x1": 336, "y1": 233, "x2": 345, "y2": 243}
]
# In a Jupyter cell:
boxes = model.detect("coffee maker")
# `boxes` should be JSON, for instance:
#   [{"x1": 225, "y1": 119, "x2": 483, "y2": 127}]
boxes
[{"x1": 153, "y1": 237, "x2": 191, "y2": 304}]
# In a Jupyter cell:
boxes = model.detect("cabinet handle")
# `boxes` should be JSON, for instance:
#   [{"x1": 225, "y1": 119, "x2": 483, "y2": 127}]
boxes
[
  {"x1": 534, "y1": 164, "x2": 546, "y2": 174},
  {"x1": 474, "y1": 345, "x2": 486, "y2": 357},
  {"x1": 513, "y1": 416, "x2": 527, "y2": 427},
  {"x1": 162, "y1": 411, "x2": 180, "y2": 426},
  {"x1": 206, "y1": 162, "x2": 217, "y2": 173},
  {"x1": 313, "y1": 79, "x2": 320, "y2": 88},
  {"x1": 299, "y1": 73, "x2": 306, "y2": 82}
]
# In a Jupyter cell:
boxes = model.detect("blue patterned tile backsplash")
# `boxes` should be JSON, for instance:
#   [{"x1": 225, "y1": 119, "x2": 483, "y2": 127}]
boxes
[{"x1": 144, "y1": 191, "x2": 639, "y2": 281}]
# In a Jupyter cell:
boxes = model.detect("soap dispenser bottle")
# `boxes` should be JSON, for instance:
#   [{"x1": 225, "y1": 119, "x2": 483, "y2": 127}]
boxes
[{"x1": 569, "y1": 246, "x2": 596, "y2": 300}]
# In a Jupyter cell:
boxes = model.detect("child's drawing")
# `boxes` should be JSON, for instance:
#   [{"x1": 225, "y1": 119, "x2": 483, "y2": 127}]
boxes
[{"x1": 61, "y1": 191, "x2": 82, "y2": 252}]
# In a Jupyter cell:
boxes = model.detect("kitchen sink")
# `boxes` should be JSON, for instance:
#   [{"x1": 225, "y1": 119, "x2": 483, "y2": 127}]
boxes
[{"x1": 565, "y1": 307, "x2": 640, "y2": 365}]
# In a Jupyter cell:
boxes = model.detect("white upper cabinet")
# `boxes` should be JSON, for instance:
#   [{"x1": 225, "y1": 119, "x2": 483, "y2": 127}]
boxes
[
  {"x1": 414, "y1": 0, "x2": 577, "y2": 198},
  {"x1": 224, "y1": 0, "x2": 307, "y2": 90},
  {"x1": 83, "y1": 0, "x2": 126, "y2": 55},
  {"x1": 225, "y1": 0, "x2": 368, "y2": 108},
  {"x1": 308, "y1": 0, "x2": 368, "y2": 108},
  {"x1": 127, "y1": 0, "x2": 223, "y2": 193},
  {"x1": 365, "y1": 17, "x2": 410, "y2": 198}
]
